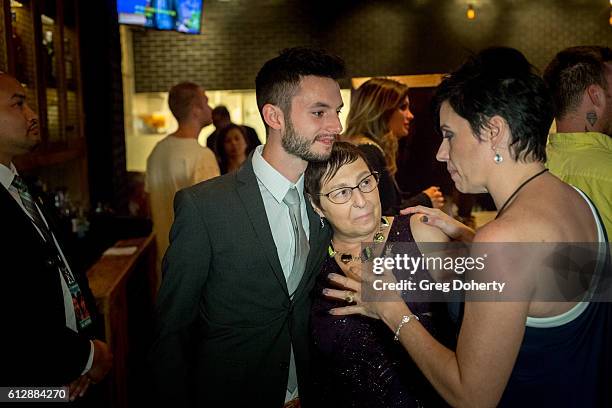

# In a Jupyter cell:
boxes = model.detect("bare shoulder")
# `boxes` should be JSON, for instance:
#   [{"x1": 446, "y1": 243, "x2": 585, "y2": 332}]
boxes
[
  {"x1": 410, "y1": 214, "x2": 450, "y2": 243},
  {"x1": 473, "y1": 219, "x2": 522, "y2": 243},
  {"x1": 477, "y1": 178, "x2": 596, "y2": 243}
]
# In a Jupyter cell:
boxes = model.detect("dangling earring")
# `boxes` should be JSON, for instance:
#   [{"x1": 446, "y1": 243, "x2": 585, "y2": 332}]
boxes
[
  {"x1": 493, "y1": 149, "x2": 503, "y2": 164},
  {"x1": 320, "y1": 216, "x2": 325, "y2": 228}
]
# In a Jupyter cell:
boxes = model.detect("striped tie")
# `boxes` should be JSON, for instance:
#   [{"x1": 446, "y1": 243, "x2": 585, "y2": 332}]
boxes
[
  {"x1": 10, "y1": 175, "x2": 52, "y2": 242},
  {"x1": 10, "y1": 174, "x2": 92, "y2": 331}
]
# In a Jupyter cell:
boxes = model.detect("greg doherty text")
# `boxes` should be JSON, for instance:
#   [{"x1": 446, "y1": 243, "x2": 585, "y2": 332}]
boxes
[{"x1": 373, "y1": 279, "x2": 506, "y2": 294}]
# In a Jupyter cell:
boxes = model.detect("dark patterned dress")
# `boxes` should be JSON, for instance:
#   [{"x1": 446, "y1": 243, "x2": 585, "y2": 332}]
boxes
[{"x1": 310, "y1": 215, "x2": 453, "y2": 407}]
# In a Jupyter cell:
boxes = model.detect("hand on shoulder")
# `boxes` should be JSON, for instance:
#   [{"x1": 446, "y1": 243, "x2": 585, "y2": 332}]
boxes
[
  {"x1": 410, "y1": 212, "x2": 450, "y2": 243},
  {"x1": 402, "y1": 205, "x2": 475, "y2": 242}
]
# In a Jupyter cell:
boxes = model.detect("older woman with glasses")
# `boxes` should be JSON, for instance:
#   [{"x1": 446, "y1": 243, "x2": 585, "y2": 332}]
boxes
[{"x1": 304, "y1": 142, "x2": 460, "y2": 407}]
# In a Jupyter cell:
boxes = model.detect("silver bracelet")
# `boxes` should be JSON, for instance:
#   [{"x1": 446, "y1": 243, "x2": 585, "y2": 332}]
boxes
[{"x1": 393, "y1": 314, "x2": 419, "y2": 341}]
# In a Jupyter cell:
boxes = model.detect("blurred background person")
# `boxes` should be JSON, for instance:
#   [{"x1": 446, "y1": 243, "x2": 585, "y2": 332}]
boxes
[
  {"x1": 344, "y1": 77, "x2": 444, "y2": 215},
  {"x1": 544, "y1": 45, "x2": 612, "y2": 238},
  {"x1": 217, "y1": 123, "x2": 250, "y2": 174},
  {"x1": 145, "y1": 82, "x2": 219, "y2": 286},
  {"x1": 207, "y1": 105, "x2": 261, "y2": 156},
  {"x1": 206, "y1": 105, "x2": 231, "y2": 154}
]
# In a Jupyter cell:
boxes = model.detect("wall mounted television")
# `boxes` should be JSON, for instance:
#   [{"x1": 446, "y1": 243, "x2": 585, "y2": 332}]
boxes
[{"x1": 118, "y1": 0, "x2": 203, "y2": 34}]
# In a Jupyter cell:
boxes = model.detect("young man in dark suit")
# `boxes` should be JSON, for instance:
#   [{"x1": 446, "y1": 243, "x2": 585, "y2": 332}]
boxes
[
  {"x1": 0, "y1": 72, "x2": 112, "y2": 402},
  {"x1": 150, "y1": 48, "x2": 345, "y2": 407}
]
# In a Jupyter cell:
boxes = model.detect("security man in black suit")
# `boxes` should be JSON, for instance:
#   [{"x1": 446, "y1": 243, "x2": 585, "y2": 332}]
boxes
[{"x1": 0, "y1": 72, "x2": 112, "y2": 402}]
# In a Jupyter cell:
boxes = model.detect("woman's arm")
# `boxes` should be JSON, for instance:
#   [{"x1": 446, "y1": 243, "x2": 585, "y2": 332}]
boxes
[
  {"x1": 373, "y1": 299, "x2": 528, "y2": 407},
  {"x1": 410, "y1": 213, "x2": 450, "y2": 243},
  {"x1": 402, "y1": 206, "x2": 476, "y2": 242},
  {"x1": 325, "y1": 226, "x2": 532, "y2": 407}
]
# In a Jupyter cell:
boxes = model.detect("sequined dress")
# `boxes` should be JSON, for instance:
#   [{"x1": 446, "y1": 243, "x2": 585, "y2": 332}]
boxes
[{"x1": 310, "y1": 215, "x2": 452, "y2": 407}]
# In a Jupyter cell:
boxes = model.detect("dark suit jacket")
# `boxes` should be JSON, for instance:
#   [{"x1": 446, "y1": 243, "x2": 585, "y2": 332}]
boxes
[
  {"x1": 0, "y1": 185, "x2": 98, "y2": 386},
  {"x1": 149, "y1": 157, "x2": 331, "y2": 407}
]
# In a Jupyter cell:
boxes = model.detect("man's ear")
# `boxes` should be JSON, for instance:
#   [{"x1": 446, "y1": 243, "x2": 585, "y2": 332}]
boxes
[
  {"x1": 262, "y1": 104, "x2": 284, "y2": 131},
  {"x1": 586, "y1": 84, "x2": 605, "y2": 110}
]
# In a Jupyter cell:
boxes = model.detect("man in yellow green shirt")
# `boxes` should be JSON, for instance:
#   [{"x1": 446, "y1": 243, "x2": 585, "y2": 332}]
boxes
[{"x1": 544, "y1": 46, "x2": 612, "y2": 238}]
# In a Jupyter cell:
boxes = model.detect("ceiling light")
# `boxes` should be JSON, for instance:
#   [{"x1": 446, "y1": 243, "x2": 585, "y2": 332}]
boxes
[{"x1": 467, "y1": 4, "x2": 476, "y2": 20}]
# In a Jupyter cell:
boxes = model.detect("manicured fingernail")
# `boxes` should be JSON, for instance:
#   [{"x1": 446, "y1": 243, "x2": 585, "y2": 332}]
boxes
[
  {"x1": 328, "y1": 309, "x2": 337, "y2": 315},
  {"x1": 421, "y1": 216, "x2": 428, "y2": 223},
  {"x1": 322, "y1": 289, "x2": 329, "y2": 295},
  {"x1": 327, "y1": 273, "x2": 335, "y2": 281}
]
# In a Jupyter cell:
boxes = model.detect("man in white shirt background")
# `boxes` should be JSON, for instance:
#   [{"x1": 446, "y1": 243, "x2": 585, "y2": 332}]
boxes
[{"x1": 145, "y1": 82, "x2": 220, "y2": 286}]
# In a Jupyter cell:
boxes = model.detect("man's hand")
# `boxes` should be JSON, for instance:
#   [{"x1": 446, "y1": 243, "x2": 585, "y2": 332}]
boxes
[
  {"x1": 422, "y1": 186, "x2": 445, "y2": 209},
  {"x1": 87, "y1": 339, "x2": 113, "y2": 384},
  {"x1": 68, "y1": 375, "x2": 91, "y2": 401}
]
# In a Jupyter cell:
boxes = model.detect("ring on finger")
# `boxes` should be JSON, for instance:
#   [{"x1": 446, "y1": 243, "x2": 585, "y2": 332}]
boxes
[{"x1": 344, "y1": 291, "x2": 355, "y2": 303}]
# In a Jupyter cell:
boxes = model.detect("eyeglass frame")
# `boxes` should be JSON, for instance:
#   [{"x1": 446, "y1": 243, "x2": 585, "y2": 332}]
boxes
[{"x1": 314, "y1": 171, "x2": 380, "y2": 204}]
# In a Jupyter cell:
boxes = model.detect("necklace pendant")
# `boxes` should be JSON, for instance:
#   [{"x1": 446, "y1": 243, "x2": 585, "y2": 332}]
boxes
[
  {"x1": 373, "y1": 232, "x2": 385, "y2": 243},
  {"x1": 340, "y1": 254, "x2": 353, "y2": 264},
  {"x1": 362, "y1": 246, "x2": 373, "y2": 262},
  {"x1": 380, "y1": 216, "x2": 390, "y2": 229}
]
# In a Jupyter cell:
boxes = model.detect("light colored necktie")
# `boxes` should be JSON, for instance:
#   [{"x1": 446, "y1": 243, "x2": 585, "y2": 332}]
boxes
[
  {"x1": 282, "y1": 187, "x2": 310, "y2": 395},
  {"x1": 283, "y1": 187, "x2": 310, "y2": 297}
]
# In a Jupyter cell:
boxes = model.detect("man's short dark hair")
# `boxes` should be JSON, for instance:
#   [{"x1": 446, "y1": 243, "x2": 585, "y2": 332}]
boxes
[
  {"x1": 433, "y1": 47, "x2": 553, "y2": 163},
  {"x1": 305, "y1": 141, "x2": 371, "y2": 208},
  {"x1": 255, "y1": 47, "x2": 346, "y2": 123},
  {"x1": 212, "y1": 105, "x2": 230, "y2": 120},
  {"x1": 168, "y1": 82, "x2": 202, "y2": 122},
  {"x1": 543, "y1": 46, "x2": 612, "y2": 119}
]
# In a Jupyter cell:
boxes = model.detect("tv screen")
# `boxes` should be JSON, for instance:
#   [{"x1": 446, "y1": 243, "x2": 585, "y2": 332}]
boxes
[{"x1": 118, "y1": 0, "x2": 203, "y2": 34}]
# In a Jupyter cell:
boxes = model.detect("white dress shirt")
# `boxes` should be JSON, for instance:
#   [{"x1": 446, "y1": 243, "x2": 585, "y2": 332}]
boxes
[{"x1": 251, "y1": 145, "x2": 310, "y2": 281}]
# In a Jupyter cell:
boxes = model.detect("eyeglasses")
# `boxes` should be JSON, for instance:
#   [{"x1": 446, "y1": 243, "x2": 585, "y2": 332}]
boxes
[{"x1": 316, "y1": 172, "x2": 380, "y2": 204}]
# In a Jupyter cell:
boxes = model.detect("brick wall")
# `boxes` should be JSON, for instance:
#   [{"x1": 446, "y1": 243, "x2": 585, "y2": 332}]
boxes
[
  {"x1": 133, "y1": 0, "x2": 316, "y2": 91},
  {"x1": 132, "y1": 0, "x2": 612, "y2": 92}
]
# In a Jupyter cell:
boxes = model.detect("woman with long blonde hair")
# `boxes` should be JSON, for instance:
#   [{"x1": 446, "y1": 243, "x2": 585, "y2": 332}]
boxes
[{"x1": 344, "y1": 77, "x2": 444, "y2": 215}]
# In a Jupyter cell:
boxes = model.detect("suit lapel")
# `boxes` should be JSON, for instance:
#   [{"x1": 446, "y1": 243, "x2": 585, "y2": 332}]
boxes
[
  {"x1": 235, "y1": 158, "x2": 289, "y2": 296},
  {"x1": 0, "y1": 184, "x2": 47, "y2": 247}
]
